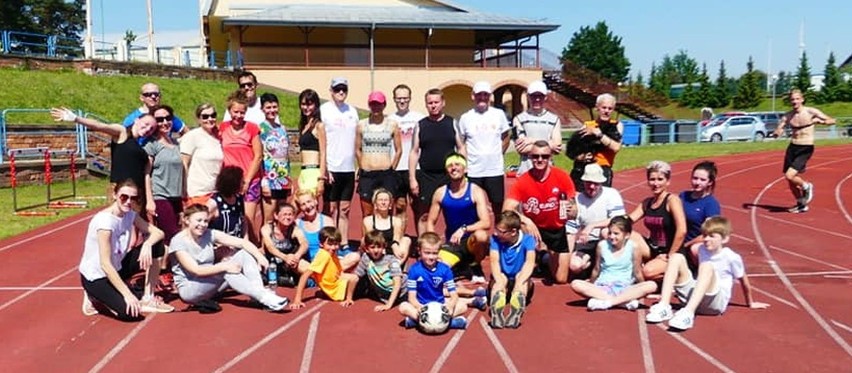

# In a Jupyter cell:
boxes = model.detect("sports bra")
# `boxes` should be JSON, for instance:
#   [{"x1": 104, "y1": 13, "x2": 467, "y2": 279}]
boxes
[
  {"x1": 268, "y1": 222, "x2": 298, "y2": 255},
  {"x1": 299, "y1": 128, "x2": 320, "y2": 151},
  {"x1": 361, "y1": 120, "x2": 393, "y2": 154}
]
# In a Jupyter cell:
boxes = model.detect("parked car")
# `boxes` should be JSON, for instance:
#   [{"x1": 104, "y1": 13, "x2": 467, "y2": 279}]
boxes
[
  {"x1": 699, "y1": 111, "x2": 747, "y2": 127},
  {"x1": 700, "y1": 115, "x2": 768, "y2": 142},
  {"x1": 749, "y1": 111, "x2": 785, "y2": 134}
]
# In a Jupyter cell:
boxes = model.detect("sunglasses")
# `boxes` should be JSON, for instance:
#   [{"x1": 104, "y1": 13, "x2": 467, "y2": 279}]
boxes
[
  {"x1": 142, "y1": 92, "x2": 160, "y2": 98},
  {"x1": 239, "y1": 82, "x2": 255, "y2": 89},
  {"x1": 333, "y1": 86, "x2": 348, "y2": 93},
  {"x1": 200, "y1": 113, "x2": 217, "y2": 120},
  {"x1": 117, "y1": 193, "x2": 140, "y2": 204},
  {"x1": 530, "y1": 154, "x2": 552, "y2": 160},
  {"x1": 155, "y1": 115, "x2": 173, "y2": 123}
]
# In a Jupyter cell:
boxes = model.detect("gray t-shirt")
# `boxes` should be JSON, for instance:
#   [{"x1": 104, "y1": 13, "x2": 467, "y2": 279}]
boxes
[
  {"x1": 170, "y1": 230, "x2": 217, "y2": 288},
  {"x1": 144, "y1": 141, "x2": 184, "y2": 199},
  {"x1": 354, "y1": 254, "x2": 405, "y2": 299}
]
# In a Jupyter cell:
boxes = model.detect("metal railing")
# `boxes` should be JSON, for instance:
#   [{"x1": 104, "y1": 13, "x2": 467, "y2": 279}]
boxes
[{"x1": 0, "y1": 30, "x2": 83, "y2": 58}]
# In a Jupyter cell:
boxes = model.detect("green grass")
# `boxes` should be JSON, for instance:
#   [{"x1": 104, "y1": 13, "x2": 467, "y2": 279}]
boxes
[{"x1": 0, "y1": 68, "x2": 302, "y2": 127}]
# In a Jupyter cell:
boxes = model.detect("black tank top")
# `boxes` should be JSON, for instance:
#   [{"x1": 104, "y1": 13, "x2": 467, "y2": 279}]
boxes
[
  {"x1": 268, "y1": 222, "x2": 298, "y2": 254},
  {"x1": 643, "y1": 194, "x2": 675, "y2": 250},
  {"x1": 299, "y1": 128, "x2": 320, "y2": 151},
  {"x1": 210, "y1": 193, "x2": 245, "y2": 238},
  {"x1": 371, "y1": 214, "x2": 395, "y2": 245},
  {"x1": 109, "y1": 128, "x2": 148, "y2": 188},
  {"x1": 418, "y1": 115, "x2": 457, "y2": 172}
]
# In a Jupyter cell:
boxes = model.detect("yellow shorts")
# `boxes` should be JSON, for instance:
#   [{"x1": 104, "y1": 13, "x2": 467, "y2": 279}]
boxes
[
  {"x1": 438, "y1": 237, "x2": 474, "y2": 267},
  {"x1": 298, "y1": 167, "x2": 322, "y2": 194}
]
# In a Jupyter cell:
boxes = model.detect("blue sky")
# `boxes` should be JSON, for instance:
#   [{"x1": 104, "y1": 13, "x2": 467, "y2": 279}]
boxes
[{"x1": 93, "y1": 0, "x2": 850, "y2": 78}]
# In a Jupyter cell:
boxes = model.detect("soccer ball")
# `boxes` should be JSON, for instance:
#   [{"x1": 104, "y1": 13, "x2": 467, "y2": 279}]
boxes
[{"x1": 418, "y1": 301, "x2": 451, "y2": 334}]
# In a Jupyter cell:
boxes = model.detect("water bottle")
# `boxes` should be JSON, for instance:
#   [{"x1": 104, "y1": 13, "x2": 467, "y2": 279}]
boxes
[
  {"x1": 267, "y1": 258, "x2": 278, "y2": 290},
  {"x1": 559, "y1": 192, "x2": 570, "y2": 220}
]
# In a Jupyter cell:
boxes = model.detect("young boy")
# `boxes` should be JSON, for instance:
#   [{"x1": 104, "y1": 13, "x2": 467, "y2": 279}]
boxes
[
  {"x1": 489, "y1": 211, "x2": 537, "y2": 329},
  {"x1": 290, "y1": 227, "x2": 360, "y2": 309},
  {"x1": 645, "y1": 216, "x2": 769, "y2": 330},
  {"x1": 398, "y1": 232, "x2": 486, "y2": 330},
  {"x1": 349, "y1": 230, "x2": 406, "y2": 312}
]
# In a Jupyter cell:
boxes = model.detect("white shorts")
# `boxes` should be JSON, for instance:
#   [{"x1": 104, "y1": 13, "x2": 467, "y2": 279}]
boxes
[{"x1": 674, "y1": 277, "x2": 729, "y2": 315}]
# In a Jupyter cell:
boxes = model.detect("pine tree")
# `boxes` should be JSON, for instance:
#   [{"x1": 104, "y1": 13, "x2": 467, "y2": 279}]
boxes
[
  {"x1": 732, "y1": 56, "x2": 762, "y2": 109},
  {"x1": 561, "y1": 21, "x2": 631, "y2": 82},
  {"x1": 817, "y1": 52, "x2": 840, "y2": 103},
  {"x1": 696, "y1": 63, "x2": 713, "y2": 108},
  {"x1": 711, "y1": 60, "x2": 731, "y2": 107},
  {"x1": 794, "y1": 51, "x2": 812, "y2": 93}
]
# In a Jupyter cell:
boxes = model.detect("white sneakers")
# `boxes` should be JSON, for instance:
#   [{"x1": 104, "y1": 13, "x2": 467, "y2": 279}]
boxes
[
  {"x1": 668, "y1": 309, "x2": 695, "y2": 330},
  {"x1": 803, "y1": 182, "x2": 814, "y2": 204},
  {"x1": 645, "y1": 303, "x2": 695, "y2": 330},
  {"x1": 645, "y1": 303, "x2": 674, "y2": 323},
  {"x1": 586, "y1": 298, "x2": 612, "y2": 311},
  {"x1": 260, "y1": 290, "x2": 290, "y2": 311}
]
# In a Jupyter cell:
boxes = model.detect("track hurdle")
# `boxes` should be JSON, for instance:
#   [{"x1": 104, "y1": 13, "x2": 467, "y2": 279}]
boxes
[{"x1": 8, "y1": 147, "x2": 84, "y2": 216}]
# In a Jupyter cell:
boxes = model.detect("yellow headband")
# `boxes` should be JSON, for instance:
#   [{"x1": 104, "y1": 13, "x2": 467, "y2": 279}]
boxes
[{"x1": 445, "y1": 155, "x2": 467, "y2": 168}]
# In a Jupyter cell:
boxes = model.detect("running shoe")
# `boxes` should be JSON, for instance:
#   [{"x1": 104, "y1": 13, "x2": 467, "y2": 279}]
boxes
[
  {"x1": 668, "y1": 309, "x2": 695, "y2": 330},
  {"x1": 259, "y1": 291, "x2": 290, "y2": 312},
  {"x1": 504, "y1": 292, "x2": 527, "y2": 328},
  {"x1": 788, "y1": 204, "x2": 809, "y2": 214},
  {"x1": 623, "y1": 299, "x2": 641, "y2": 311},
  {"x1": 803, "y1": 182, "x2": 814, "y2": 204},
  {"x1": 645, "y1": 303, "x2": 674, "y2": 323},
  {"x1": 471, "y1": 296, "x2": 487, "y2": 311},
  {"x1": 490, "y1": 290, "x2": 506, "y2": 329},
  {"x1": 140, "y1": 295, "x2": 175, "y2": 313},
  {"x1": 449, "y1": 316, "x2": 467, "y2": 329},
  {"x1": 586, "y1": 298, "x2": 612, "y2": 311},
  {"x1": 404, "y1": 317, "x2": 418, "y2": 329},
  {"x1": 82, "y1": 291, "x2": 98, "y2": 316}
]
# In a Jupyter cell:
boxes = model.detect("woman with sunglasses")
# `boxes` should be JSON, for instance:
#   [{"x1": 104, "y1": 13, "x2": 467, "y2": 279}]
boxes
[
  {"x1": 51, "y1": 107, "x2": 156, "y2": 208},
  {"x1": 180, "y1": 103, "x2": 223, "y2": 207},
  {"x1": 221, "y1": 91, "x2": 263, "y2": 245},
  {"x1": 78, "y1": 179, "x2": 174, "y2": 321},
  {"x1": 296, "y1": 89, "x2": 327, "y2": 197}
]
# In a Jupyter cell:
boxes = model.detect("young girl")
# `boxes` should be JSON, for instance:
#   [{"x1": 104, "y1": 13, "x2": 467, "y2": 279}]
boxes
[
  {"x1": 220, "y1": 91, "x2": 263, "y2": 244},
  {"x1": 570, "y1": 216, "x2": 657, "y2": 311},
  {"x1": 680, "y1": 161, "x2": 721, "y2": 253},
  {"x1": 79, "y1": 180, "x2": 173, "y2": 321},
  {"x1": 362, "y1": 188, "x2": 411, "y2": 262},
  {"x1": 260, "y1": 203, "x2": 309, "y2": 286},
  {"x1": 170, "y1": 204, "x2": 290, "y2": 311}
]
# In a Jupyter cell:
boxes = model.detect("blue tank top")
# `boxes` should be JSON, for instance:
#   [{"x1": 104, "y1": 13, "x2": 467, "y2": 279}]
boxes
[
  {"x1": 595, "y1": 239, "x2": 635, "y2": 284},
  {"x1": 298, "y1": 215, "x2": 325, "y2": 261},
  {"x1": 441, "y1": 182, "x2": 478, "y2": 239}
]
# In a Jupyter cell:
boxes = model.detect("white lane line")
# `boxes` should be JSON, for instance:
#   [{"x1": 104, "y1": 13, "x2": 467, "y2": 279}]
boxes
[
  {"x1": 832, "y1": 320, "x2": 852, "y2": 334},
  {"x1": 751, "y1": 286, "x2": 799, "y2": 309},
  {"x1": 769, "y1": 246, "x2": 851, "y2": 271},
  {"x1": 299, "y1": 312, "x2": 321, "y2": 373},
  {"x1": 834, "y1": 172, "x2": 852, "y2": 226},
  {"x1": 88, "y1": 314, "x2": 156, "y2": 373},
  {"x1": 428, "y1": 310, "x2": 478, "y2": 373},
  {"x1": 750, "y1": 167, "x2": 852, "y2": 358},
  {"x1": 478, "y1": 317, "x2": 519, "y2": 373},
  {"x1": 657, "y1": 324, "x2": 735, "y2": 373},
  {"x1": 0, "y1": 266, "x2": 76, "y2": 312},
  {"x1": 213, "y1": 302, "x2": 326, "y2": 373},
  {"x1": 824, "y1": 275, "x2": 852, "y2": 279},
  {"x1": 748, "y1": 270, "x2": 852, "y2": 278},
  {"x1": 0, "y1": 286, "x2": 82, "y2": 291},
  {"x1": 0, "y1": 214, "x2": 91, "y2": 253},
  {"x1": 637, "y1": 310, "x2": 656, "y2": 373}
]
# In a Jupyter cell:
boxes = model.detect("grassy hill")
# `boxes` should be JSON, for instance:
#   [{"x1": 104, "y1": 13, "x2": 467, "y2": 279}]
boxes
[
  {"x1": 0, "y1": 67, "x2": 302, "y2": 127},
  {"x1": 655, "y1": 99, "x2": 852, "y2": 122}
]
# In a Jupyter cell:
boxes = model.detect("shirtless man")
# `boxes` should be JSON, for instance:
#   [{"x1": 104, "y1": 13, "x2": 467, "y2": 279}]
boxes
[{"x1": 773, "y1": 89, "x2": 835, "y2": 213}]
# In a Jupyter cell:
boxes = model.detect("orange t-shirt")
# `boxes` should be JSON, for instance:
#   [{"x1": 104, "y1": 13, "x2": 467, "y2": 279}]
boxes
[
  {"x1": 583, "y1": 119, "x2": 620, "y2": 167},
  {"x1": 309, "y1": 249, "x2": 347, "y2": 301}
]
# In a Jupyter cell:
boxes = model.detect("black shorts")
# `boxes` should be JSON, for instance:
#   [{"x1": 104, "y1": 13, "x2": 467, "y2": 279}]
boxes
[
  {"x1": 573, "y1": 240, "x2": 599, "y2": 263},
  {"x1": 468, "y1": 175, "x2": 505, "y2": 212},
  {"x1": 783, "y1": 143, "x2": 814, "y2": 173},
  {"x1": 323, "y1": 172, "x2": 355, "y2": 202},
  {"x1": 539, "y1": 227, "x2": 569, "y2": 253},
  {"x1": 395, "y1": 170, "x2": 411, "y2": 198},
  {"x1": 357, "y1": 169, "x2": 400, "y2": 200},
  {"x1": 266, "y1": 189, "x2": 290, "y2": 200},
  {"x1": 414, "y1": 170, "x2": 449, "y2": 214},
  {"x1": 643, "y1": 236, "x2": 668, "y2": 257}
]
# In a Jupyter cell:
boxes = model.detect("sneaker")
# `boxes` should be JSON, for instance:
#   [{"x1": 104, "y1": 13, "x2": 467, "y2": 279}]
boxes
[
  {"x1": 82, "y1": 291, "x2": 98, "y2": 316},
  {"x1": 645, "y1": 303, "x2": 674, "y2": 323},
  {"x1": 473, "y1": 287, "x2": 487, "y2": 298},
  {"x1": 504, "y1": 293, "x2": 527, "y2": 328},
  {"x1": 190, "y1": 299, "x2": 222, "y2": 314},
  {"x1": 259, "y1": 291, "x2": 290, "y2": 312},
  {"x1": 586, "y1": 298, "x2": 612, "y2": 311},
  {"x1": 788, "y1": 204, "x2": 809, "y2": 214},
  {"x1": 471, "y1": 296, "x2": 487, "y2": 311},
  {"x1": 470, "y1": 275, "x2": 487, "y2": 284},
  {"x1": 803, "y1": 182, "x2": 814, "y2": 204},
  {"x1": 404, "y1": 316, "x2": 418, "y2": 329},
  {"x1": 668, "y1": 309, "x2": 695, "y2": 330},
  {"x1": 449, "y1": 316, "x2": 467, "y2": 329},
  {"x1": 623, "y1": 299, "x2": 640, "y2": 311},
  {"x1": 490, "y1": 291, "x2": 506, "y2": 329},
  {"x1": 140, "y1": 295, "x2": 175, "y2": 313}
]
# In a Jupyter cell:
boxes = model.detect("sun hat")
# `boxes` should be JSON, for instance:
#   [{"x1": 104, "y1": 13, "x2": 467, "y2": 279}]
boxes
[{"x1": 581, "y1": 164, "x2": 607, "y2": 183}]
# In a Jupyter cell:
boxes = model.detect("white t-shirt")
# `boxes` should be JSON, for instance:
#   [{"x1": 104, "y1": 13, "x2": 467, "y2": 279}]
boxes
[
  {"x1": 320, "y1": 101, "x2": 359, "y2": 172},
  {"x1": 457, "y1": 106, "x2": 510, "y2": 177},
  {"x1": 699, "y1": 245, "x2": 745, "y2": 310},
  {"x1": 389, "y1": 110, "x2": 424, "y2": 171},
  {"x1": 179, "y1": 127, "x2": 224, "y2": 197},
  {"x1": 224, "y1": 98, "x2": 275, "y2": 127},
  {"x1": 567, "y1": 187, "x2": 626, "y2": 239},
  {"x1": 79, "y1": 210, "x2": 136, "y2": 281}
]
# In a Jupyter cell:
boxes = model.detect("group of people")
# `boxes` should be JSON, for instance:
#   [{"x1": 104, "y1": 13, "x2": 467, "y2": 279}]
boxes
[{"x1": 62, "y1": 74, "x2": 841, "y2": 332}]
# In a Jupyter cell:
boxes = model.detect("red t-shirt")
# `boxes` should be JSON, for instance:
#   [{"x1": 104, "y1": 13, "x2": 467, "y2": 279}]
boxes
[
  {"x1": 220, "y1": 120, "x2": 261, "y2": 180},
  {"x1": 508, "y1": 167, "x2": 576, "y2": 229}
]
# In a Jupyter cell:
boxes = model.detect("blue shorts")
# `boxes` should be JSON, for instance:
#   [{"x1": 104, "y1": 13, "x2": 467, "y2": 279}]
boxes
[{"x1": 593, "y1": 280, "x2": 631, "y2": 297}]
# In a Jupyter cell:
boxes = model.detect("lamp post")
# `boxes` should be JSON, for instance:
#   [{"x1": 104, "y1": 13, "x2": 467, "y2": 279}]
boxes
[{"x1": 771, "y1": 74, "x2": 778, "y2": 112}]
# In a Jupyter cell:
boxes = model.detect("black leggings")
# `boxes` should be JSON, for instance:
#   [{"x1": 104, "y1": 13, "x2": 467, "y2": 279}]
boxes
[{"x1": 80, "y1": 243, "x2": 164, "y2": 322}]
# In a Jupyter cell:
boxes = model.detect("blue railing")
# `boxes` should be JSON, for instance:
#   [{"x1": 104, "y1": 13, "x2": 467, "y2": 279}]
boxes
[
  {"x1": 0, "y1": 30, "x2": 83, "y2": 59},
  {"x1": 0, "y1": 109, "x2": 86, "y2": 165}
]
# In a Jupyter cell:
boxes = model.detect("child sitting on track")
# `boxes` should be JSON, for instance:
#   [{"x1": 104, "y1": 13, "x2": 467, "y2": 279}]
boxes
[
  {"x1": 349, "y1": 230, "x2": 407, "y2": 312},
  {"x1": 645, "y1": 216, "x2": 769, "y2": 330},
  {"x1": 570, "y1": 216, "x2": 657, "y2": 311},
  {"x1": 488, "y1": 211, "x2": 537, "y2": 329},
  {"x1": 399, "y1": 232, "x2": 486, "y2": 330},
  {"x1": 290, "y1": 227, "x2": 359, "y2": 309}
]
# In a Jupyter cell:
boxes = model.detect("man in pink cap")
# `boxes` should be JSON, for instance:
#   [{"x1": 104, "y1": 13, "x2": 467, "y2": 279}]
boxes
[{"x1": 355, "y1": 90, "x2": 403, "y2": 216}]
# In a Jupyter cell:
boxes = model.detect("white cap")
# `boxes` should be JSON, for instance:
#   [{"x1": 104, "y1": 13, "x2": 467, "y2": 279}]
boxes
[
  {"x1": 472, "y1": 81, "x2": 492, "y2": 94},
  {"x1": 527, "y1": 80, "x2": 548, "y2": 95}
]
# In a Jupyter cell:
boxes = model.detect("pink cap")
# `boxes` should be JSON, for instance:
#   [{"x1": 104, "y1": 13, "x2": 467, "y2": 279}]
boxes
[{"x1": 368, "y1": 91, "x2": 386, "y2": 104}]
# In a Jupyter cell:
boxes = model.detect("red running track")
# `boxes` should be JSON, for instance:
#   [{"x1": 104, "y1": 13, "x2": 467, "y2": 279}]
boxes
[{"x1": 1, "y1": 143, "x2": 851, "y2": 372}]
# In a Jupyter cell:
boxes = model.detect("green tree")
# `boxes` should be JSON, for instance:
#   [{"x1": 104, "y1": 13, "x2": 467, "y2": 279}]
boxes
[
  {"x1": 794, "y1": 51, "x2": 812, "y2": 93},
  {"x1": 711, "y1": 60, "x2": 731, "y2": 107},
  {"x1": 695, "y1": 63, "x2": 714, "y2": 108},
  {"x1": 671, "y1": 50, "x2": 700, "y2": 84},
  {"x1": 732, "y1": 56, "x2": 762, "y2": 109},
  {"x1": 0, "y1": 0, "x2": 84, "y2": 43},
  {"x1": 816, "y1": 52, "x2": 840, "y2": 103},
  {"x1": 562, "y1": 21, "x2": 631, "y2": 82}
]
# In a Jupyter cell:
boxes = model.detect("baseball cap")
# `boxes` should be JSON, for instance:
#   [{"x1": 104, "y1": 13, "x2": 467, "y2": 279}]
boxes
[
  {"x1": 472, "y1": 81, "x2": 492, "y2": 94},
  {"x1": 527, "y1": 80, "x2": 548, "y2": 95},
  {"x1": 368, "y1": 91, "x2": 386, "y2": 104},
  {"x1": 330, "y1": 77, "x2": 348, "y2": 87},
  {"x1": 581, "y1": 164, "x2": 607, "y2": 183}
]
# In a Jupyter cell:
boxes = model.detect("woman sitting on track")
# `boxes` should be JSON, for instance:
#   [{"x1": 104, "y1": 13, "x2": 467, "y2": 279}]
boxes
[
  {"x1": 170, "y1": 203, "x2": 290, "y2": 312},
  {"x1": 295, "y1": 190, "x2": 360, "y2": 271},
  {"x1": 362, "y1": 188, "x2": 411, "y2": 262},
  {"x1": 628, "y1": 160, "x2": 686, "y2": 281},
  {"x1": 79, "y1": 179, "x2": 174, "y2": 321},
  {"x1": 260, "y1": 202, "x2": 309, "y2": 287},
  {"x1": 679, "y1": 161, "x2": 721, "y2": 263},
  {"x1": 180, "y1": 103, "x2": 223, "y2": 207},
  {"x1": 297, "y1": 89, "x2": 327, "y2": 197}
]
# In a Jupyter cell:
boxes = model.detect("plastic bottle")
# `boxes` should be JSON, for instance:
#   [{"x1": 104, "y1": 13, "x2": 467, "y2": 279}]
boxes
[
  {"x1": 559, "y1": 192, "x2": 570, "y2": 220},
  {"x1": 267, "y1": 258, "x2": 278, "y2": 290}
]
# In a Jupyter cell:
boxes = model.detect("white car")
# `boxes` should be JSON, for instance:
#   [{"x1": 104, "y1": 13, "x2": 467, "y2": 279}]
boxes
[{"x1": 700, "y1": 115, "x2": 767, "y2": 142}]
